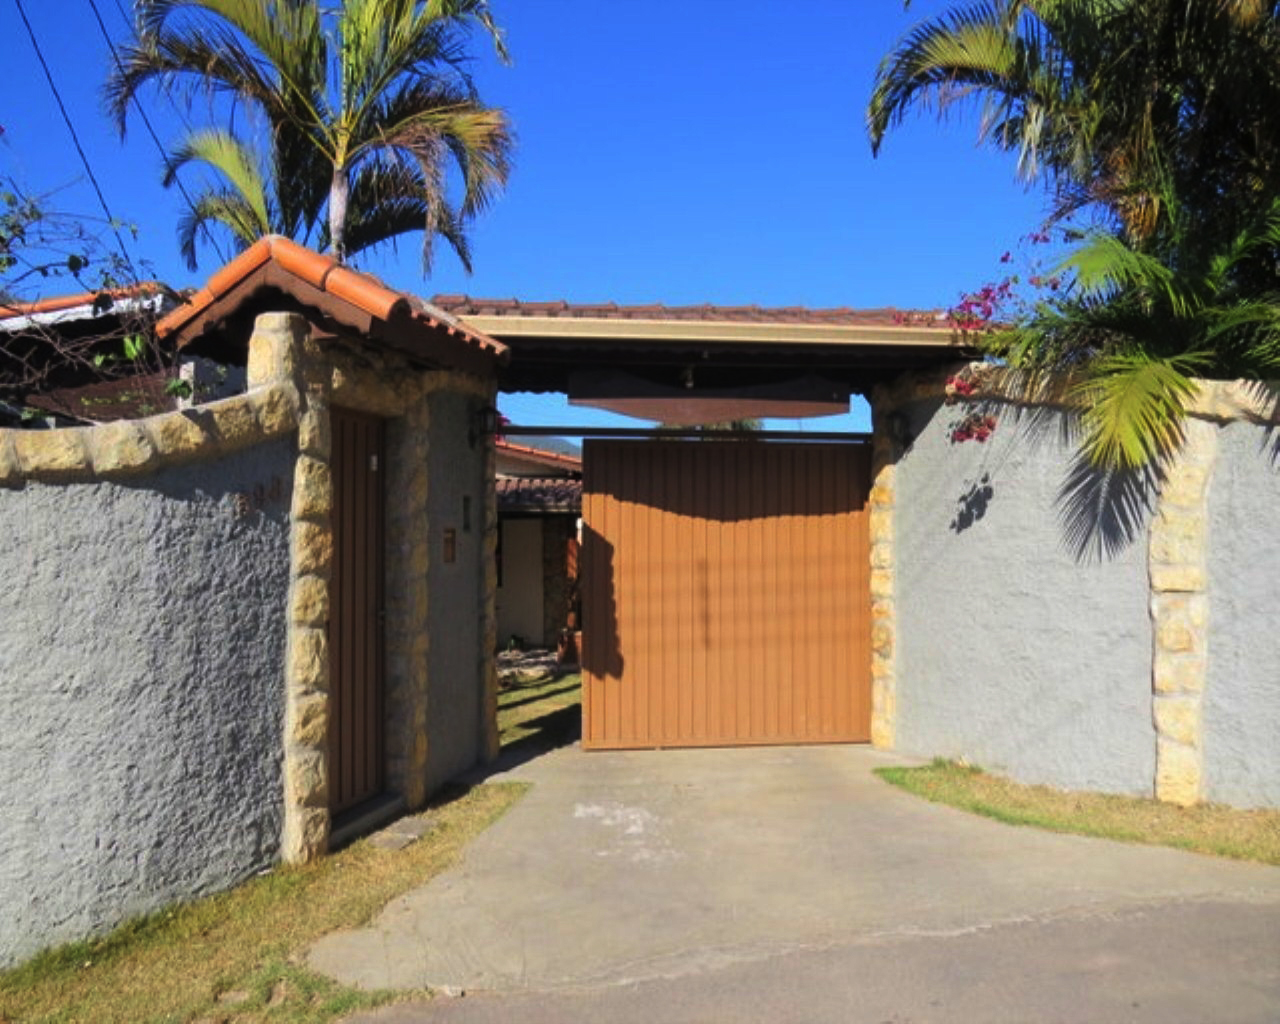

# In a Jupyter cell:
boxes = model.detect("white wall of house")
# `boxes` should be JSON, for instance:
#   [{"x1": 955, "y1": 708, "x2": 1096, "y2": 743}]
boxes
[{"x1": 497, "y1": 518, "x2": 545, "y2": 647}]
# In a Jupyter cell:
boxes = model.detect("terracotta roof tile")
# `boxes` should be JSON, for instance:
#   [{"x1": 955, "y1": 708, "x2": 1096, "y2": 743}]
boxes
[
  {"x1": 0, "y1": 283, "x2": 175, "y2": 324},
  {"x1": 495, "y1": 438, "x2": 582, "y2": 473},
  {"x1": 496, "y1": 476, "x2": 583, "y2": 513},
  {"x1": 431, "y1": 295, "x2": 948, "y2": 328},
  {"x1": 156, "y1": 236, "x2": 505, "y2": 367}
]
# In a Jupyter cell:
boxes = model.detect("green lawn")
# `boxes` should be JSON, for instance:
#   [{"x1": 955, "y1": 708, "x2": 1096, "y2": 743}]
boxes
[
  {"x1": 1, "y1": 672, "x2": 590, "y2": 1023},
  {"x1": 877, "y1": 759, "x2": 1280, "y2": 865},
  {"x1": 497, "y1": 672, "x2": 582, "y2": 749},
  {"x1": 0, "y1": 786, "x2": 526, "y2": 1023}
]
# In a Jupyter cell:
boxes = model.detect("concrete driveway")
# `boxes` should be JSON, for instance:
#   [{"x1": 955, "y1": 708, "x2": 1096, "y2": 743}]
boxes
[{"x1": 315, "y1": 744, "x2": 1280, "y2": 1023}]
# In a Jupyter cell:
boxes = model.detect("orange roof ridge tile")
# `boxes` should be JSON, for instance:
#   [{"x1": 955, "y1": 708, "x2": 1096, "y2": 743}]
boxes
[
  {"x1": 0, "y1": 282, "x2": 172, "y2": 321},
  {"x1": 429, "y1": 294, "x2": 950, "y2": 327},
  {"x1": 151, "y1": 237, "x2": 507, "y2": 370},
  {"x1": 495, "y1": 438, "x2": 583, "y2": 466}
]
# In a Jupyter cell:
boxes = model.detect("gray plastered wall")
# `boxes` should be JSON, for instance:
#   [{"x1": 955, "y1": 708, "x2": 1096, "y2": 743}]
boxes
[
  {"x1": 891, "y1": 398, "x2": 1157, "y2": 795},
  {"x1": 423, "y1": 388, "x2": 487, "y2": 792},
  {"x1": 1203, "y1": 421, "x2": 1280, "y2": 807},
  {"x1": 0, "y1": 439, "x2": 294, "y2": 967}
]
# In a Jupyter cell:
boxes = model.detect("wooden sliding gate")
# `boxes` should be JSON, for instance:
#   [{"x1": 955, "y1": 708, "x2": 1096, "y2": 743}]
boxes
[
  {"x1": 328, "y1": 408, "x2": 386, "y2": 814},
  {"x1": 581, "y1": 440, "x2": 872, "y2": 750}
]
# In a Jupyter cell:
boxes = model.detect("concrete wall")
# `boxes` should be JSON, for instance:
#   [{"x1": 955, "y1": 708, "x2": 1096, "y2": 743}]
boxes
[
  {"x1": 497, "y1": 517, "x2": 544, "y2": 646},
  {"x1": 890, "y1": 398, "x2": 1156, "y2": 794},
  {"x1": 424, "y1": 389, "x2": 488, "y2": 792},
  {"x1": 1203, "y1": 422, "x2": 1280, "y2": 807},
  {"x1": 0, "y1": 439, "x2": 294, "y2": 966},
  {"x1": 876, "y1": 370, "x2": 1280, "y2": 808},
  {"x1": 0, "y1": 308, "x2": 502, "y2": 966}
]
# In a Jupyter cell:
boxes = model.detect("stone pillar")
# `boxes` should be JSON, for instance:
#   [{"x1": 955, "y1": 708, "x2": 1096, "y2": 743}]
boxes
[
  {"x1": 384, "y1": 394, "x2": 432, "y2": 810},
  {"x1": 1149, "y1": 417, "x2": 1217, "y2": 806},
  {"x1": 249, "y1": 312, "x2": 335, "y2": 863},
  {"x1": 868, "y1": 393, "x2": 898, "y2": 749}
]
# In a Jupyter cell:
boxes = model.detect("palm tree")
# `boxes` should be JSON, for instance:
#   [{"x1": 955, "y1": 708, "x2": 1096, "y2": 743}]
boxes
[
  {"x1": 870, "y1": 1, "x2": 1280, "y2": 247},
  {"x1": 107, "y1": 0, "x2": 514, "y2": 272},
  {"x1": 1001, "y1": 192, "x2": 1280, "y2": 468},
  {"x1": 868, "y1": 1, "x2": 1280, "y2": 469},
  {"x1": 871, "y1": 2, "x2": 1280, "y2": 241}
]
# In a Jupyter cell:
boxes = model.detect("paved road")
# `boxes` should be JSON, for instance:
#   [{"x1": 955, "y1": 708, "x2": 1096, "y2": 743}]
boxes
[{"x1": 316, "y1": 745, "x2": 1280, "y2": 1023}]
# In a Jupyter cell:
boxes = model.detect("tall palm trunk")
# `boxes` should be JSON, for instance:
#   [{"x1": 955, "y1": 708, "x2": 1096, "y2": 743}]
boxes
[{"x1": 329, "y1": 163, "x2": 350, "y2": 263}]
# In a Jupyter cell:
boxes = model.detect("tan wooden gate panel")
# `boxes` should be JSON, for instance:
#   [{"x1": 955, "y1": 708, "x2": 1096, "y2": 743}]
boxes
[
  {"x1": 582, "y1": 441, "x2": 871, "y2": 749},
  {"x1": 328, "y1": 408, "x2": 386, "y2": 814}
]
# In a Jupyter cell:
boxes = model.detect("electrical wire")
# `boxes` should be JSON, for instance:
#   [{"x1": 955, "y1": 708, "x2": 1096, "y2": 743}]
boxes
[
  {"x1": 12, "y1": 0, "x2": 138, "y2": 277},
  {"x1": 87, "y1": 0, "x2": 229, "y2": 264}
]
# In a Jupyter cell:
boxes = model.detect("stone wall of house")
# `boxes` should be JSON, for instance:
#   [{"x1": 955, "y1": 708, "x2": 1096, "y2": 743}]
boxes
[
  {"x1": 0, "y1": 401, "x2": 297, "y2": 967},
  {"x1": 541, "y1": 515, "x2": 578, "y2": 647},
  {"x1": 873, "y1": 368, "x2": 1280, "y2": 809},
  {"x1": 496, "y1": 517, "x2": 544, "y2": 647},
  {"x1": 264, "y1": 313, "x2": 499, "y2": 844},
  {"x1": 423, "y1": 388, "x2": 490, "y2": 792}
]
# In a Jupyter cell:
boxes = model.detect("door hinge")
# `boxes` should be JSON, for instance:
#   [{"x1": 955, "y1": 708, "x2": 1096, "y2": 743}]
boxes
[{"x1": 370, "y1": 454, "x2": 379, "y2": 472}]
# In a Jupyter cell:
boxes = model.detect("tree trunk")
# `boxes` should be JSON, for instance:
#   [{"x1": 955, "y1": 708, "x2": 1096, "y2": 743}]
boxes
[{"x1": 329, "y1": 164, "x2": 350, "y2": 263}]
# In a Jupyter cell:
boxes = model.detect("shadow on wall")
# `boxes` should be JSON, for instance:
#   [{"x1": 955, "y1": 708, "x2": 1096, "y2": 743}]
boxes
[
  {"x1": 1057, "y1": 453, "x2": 1164, "y2": 563},
  {"x1": 1232, "y1": 381, "x2": 1280, "y2": 464},
  {"x1": 950, "y1": 473, "x2": 994, "y2": 532},
  {"x1": 584, "y1": 440, "x2": 867, "y2": 522},
  {"x1": 579, "y1": 525, "x2": 624, "y2": 681},
  {"x1": 932, "y1": 399, "x2": 1163, "y2": 562}
]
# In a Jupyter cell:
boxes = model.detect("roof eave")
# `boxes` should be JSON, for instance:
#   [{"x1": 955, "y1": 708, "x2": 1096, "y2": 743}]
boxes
[{"x1": 455, "y1": 313, "x2": 967, "y2": 349}]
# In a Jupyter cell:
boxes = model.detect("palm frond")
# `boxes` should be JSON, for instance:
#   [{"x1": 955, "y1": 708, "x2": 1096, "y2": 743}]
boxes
[
  {"x1": 340, "y1": 156, "x2": 474, "y2": 271},
  {"x1": 355, "y1": 80, "x2": 512, "y2": 217},
  {"x1": 165, "y1": 127, "x2": 274, "y2": 234},
  {"x1": 175, "y1": 188, "x2": 265, "y2": 270},
  {"x1": 1062, "y1": 231, "x2": 1197, "y2": 316},
  {"x1": 1072, "y1": 352, "x2": 1208, "y2": 470}
]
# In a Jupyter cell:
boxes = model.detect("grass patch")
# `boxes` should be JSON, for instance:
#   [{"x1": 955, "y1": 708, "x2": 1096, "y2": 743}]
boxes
[
  {"x1": 0, "y1": 781, "x2": 527, "y2": 1024},
  {"x1": 498, "y1": 672, "x2": 581, "y2": 749},
  {"x1": 877, "y1": 759, "x2": 1280, "y2": 866}
]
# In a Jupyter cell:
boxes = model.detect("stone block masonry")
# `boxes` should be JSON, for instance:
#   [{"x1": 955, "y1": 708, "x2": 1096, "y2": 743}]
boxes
[
  {"x1": 1148, "y1": 417, "x2": 1216, "y2": 806},
  {"x1": 868, "y1": 398, "x2": 898, "y2": 750},
  {"x1": 246, "y1": 312, "x2": 498, "y2": 863}
]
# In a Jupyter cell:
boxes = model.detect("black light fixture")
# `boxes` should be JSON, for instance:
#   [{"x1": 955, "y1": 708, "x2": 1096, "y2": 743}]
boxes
[
  {"x1": 470, "y1": 404, "x2": 500, "y2": 448},
  {"x1": 886, "y1": 410, "x2": 911, "y2": 446}
]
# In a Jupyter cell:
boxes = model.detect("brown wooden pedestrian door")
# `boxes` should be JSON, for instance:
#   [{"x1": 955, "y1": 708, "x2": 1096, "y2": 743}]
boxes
[
  {"x1": 328, "y1": 408, "x2": 386, "y2": 814},
  {"x1": 581, "y1": 441, "x2": 872, "y2": 749}
]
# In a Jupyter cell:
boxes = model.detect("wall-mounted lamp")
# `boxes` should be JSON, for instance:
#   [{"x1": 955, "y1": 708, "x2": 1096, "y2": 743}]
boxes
[
  {"x1": 887, "y1": 411, "x2": 911, "y2": 447},
  {"x1": 470, "y1": 405, "x2": 500, "y2": 449}
]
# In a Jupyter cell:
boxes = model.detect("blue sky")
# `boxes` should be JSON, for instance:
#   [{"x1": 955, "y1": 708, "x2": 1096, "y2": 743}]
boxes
[{"x1": 2, "y1": 0, "x2": 1049, "y2": 431}]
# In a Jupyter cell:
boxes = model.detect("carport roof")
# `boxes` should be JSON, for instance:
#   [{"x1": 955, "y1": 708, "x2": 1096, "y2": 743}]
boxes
[{"x1": 431, "y1": 295, "x2": 975, "y2": 393}]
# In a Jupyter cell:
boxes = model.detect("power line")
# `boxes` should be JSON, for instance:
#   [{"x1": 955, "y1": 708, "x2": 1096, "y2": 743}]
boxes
[
  {"x1": 86, "y1": 0, "x2": 229, "y2": 264},
  {"x1": 12, "y1": 0, "x2": 138, "y2": 277}
]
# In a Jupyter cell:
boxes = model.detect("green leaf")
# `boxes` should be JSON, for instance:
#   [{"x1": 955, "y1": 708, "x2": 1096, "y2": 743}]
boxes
[
  {"x1": 1072, "y1": 353, "x2": 1208, "y2": 470},
  {"x1": 122, "y1": 334, "x2": 146, "y2": 361}
]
